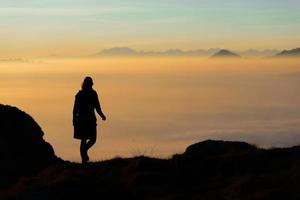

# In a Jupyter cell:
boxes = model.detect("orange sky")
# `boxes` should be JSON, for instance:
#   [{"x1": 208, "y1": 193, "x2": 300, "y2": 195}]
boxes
[{"x1": 0, "y1": 0, "x2": 299, "y2": 57}]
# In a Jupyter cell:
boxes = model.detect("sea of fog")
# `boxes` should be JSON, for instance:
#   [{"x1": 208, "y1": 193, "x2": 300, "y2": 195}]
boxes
[{"x1": 1, "y1": 57, "x2": 300, "y2": 161}]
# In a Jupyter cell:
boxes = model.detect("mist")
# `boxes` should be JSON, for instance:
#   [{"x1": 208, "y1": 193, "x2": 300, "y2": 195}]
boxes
[{"x1": 1, "y1": 57, "x2": 300, "y2": 161}]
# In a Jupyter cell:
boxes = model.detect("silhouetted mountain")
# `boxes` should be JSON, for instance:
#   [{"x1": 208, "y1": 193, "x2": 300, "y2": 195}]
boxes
[
  {"x1": 94, "y1": 47, "x2": 295, "y2": 58},
  {"x1": 162, "y1": 49, "x2": 185, "y2": 56},
  {"x1": 1, "y1": 105, "x2": 300, "y2": 200},
  {"x1": 0, "y1": 104, "x2": 59, "y2": 188},
  {"x1": 211, "y1": 49, "x2": 241, "y2": 58},
  {"x1": 94, "y1": 47, "x2": 220, "y2": 57},
  {"x1": 40, "y1": 47, "x2": 299, "y2": 58},
  {"x1": 276, "y1": 48, "x2": 300, "y2": 57},
  {"x1": 95, "y1": 47, "x2": 138, "y2": 56},
  {"x1": 185, "y1": 48, "x2": 221, "y2": 56},
  {"x1": 240, "y1": 49, "x2": 279, "y2": 58}
]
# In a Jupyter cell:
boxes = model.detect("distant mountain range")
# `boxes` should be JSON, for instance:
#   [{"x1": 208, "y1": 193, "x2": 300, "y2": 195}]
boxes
[
  {"x1": 36, "y1": 47, "x2": 298, "y2": 59},
  {"x1": 93, "y1": 47, "x2": 221, "y2": 57},
  {"x1": 240, "y1": 49, "x2": 280, "y2": 57},
  {"x1": 93, "y1": 47, "x2": 287, "y2": 58},
  {"x1": 276, "y1": 48, "x2": 300, "y2": 57},
  {"x1": 99, "y1": 47, "x2": 138, "y2": 56}
]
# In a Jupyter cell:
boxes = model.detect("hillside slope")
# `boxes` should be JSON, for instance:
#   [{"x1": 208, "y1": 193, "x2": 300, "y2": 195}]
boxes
[{"x1": 0, "y1": 105, "x2": 300, "y2": 200}]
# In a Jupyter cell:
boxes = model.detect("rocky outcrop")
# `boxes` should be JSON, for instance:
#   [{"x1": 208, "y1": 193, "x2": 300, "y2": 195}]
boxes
[
  {"x1": 184, "y1": 139, "x2": 257, "y2": 157},
  {"x1": 0, "y1": 104, "x2": 58, "y2": 188}
]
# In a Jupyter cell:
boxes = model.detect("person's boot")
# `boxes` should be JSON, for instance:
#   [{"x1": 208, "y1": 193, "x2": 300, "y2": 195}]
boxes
[
  {"x1": 81, "y1": 148, "x2": 89, "y2": 164},
  {"x1": 84, "y1": 151, "x2": 89, "y2": 162}
]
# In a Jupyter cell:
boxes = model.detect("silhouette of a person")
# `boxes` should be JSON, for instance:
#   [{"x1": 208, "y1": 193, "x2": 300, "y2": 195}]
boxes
[{"x1": 73, "y1": 76, "x2": 106, "y2": 163}]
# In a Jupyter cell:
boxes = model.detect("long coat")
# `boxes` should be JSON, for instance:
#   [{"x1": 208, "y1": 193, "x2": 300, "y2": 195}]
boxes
[{"x1": 73, "y1": 89, "x2": 102, "y2": 139}]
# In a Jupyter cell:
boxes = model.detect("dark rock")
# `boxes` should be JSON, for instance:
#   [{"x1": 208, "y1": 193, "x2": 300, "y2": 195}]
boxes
[
  {"x1": 0, "y1": 104, "x2": 58, "y2": 188},
  {"x1": 184, "y1": 140, "x2": 257, "y2": 158}
]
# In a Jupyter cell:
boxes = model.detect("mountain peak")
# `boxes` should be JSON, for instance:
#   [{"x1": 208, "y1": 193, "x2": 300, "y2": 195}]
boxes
[{"x1": 211, "y1": 49, "x2": 240, "y2": 58}]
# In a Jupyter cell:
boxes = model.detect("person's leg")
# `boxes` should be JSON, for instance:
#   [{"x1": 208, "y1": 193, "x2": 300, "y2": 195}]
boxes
[
  {"x1": 84, "y1": 136, "x2": 96, "y2": 162},
  {"x1": 86, "y1": 125, "x2": 97, "y2": 151},
  {"x1": 86, "y1": 137, "x2": 96, "y2": 150},
  {"x1": 80, "y1": 139, "x2": 88, "y2": 163},
  {"x1": 82, "y1": 126, "x2": 97, "y2": 162}
]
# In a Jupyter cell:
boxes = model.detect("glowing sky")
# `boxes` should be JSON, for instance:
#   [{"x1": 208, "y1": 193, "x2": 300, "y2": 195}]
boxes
[{"x1": 0, "y1": 0, "x2": 300, "y2": 56}]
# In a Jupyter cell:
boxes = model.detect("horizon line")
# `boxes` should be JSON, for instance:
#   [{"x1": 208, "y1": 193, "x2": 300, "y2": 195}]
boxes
[{"x1": 1, "y1": 46, "x2": 299, "y2": 59}]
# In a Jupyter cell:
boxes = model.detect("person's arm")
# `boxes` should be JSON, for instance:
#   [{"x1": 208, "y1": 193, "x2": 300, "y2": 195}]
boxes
[{"x1": 95, "y1": 92, "x2": 106, "y2": 121}]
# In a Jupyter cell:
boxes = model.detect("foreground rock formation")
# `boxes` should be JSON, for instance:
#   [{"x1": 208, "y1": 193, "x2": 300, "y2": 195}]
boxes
[{"x1": 0, "y1": 104, "x2": 58, "y2": 188}]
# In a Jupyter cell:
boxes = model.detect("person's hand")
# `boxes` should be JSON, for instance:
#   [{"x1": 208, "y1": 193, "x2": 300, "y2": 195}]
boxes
[{"x1": 102, "y1": 115, "x2": 106, "y2": 121}]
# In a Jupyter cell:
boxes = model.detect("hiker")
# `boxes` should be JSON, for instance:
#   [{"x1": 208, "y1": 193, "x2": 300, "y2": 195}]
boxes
[{"x1": 73, "y1": 76, "x2": 106, "y2": 163}]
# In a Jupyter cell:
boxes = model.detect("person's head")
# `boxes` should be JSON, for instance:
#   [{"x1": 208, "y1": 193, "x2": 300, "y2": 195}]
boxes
[{"x1": 82, "y1": 76, "x2": 93, "y2": 90}]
